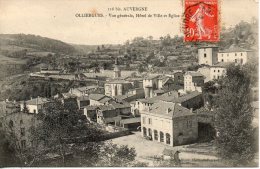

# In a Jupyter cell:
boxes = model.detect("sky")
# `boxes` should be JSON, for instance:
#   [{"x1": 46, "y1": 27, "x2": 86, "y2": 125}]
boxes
[{"x1": 0, "y1": 0, "x2": 258, "y2": 45}]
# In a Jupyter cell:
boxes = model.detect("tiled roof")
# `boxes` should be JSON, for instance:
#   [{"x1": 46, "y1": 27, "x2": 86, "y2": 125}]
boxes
[
  {"x1": 85, "y1": 105, "x2": 98, "y2": 110},
  {"x1": 185, "y1": 71, "x2": 204, "y2": 77},
  {"x1": 106, "y1": 79, "x2": 132, "y2": 84},
  {"x1": 147, "y1": 101, "x2": 194, "y2": 118},
  {"x1": 99, "y1": 97, "x2": 113, "y2": 103},
  {"x1": 98, "y1": 105, "x2": 115, "y2": 111},
  {"x1": 74, "y1": 85, "x2": 100, "y2": 92},
  {"x1": 77, "y1": 96, "x2": 89, "y2": 101},
  {"x1": 138, "y1": 91, "x2": 201, "y2": 104},
  {"x1": 120, "y1": 117, "x2": 141, "y2": 124},
  {"x1": 143, "y1": 74, "x2": 159, "y2": 80},
  {"x1": 198, "y1": 45, "x2": 218, "y2": 49},
  {"x1": 89, "y1": 94, "x2": 106, "y2": 101},
  {"x1": 154, "y1": 89, "x2": 167, "y2": 94},
  {"x1": 219, "y1": 45, "x2": 252, "y2": 53},
  {"x1": 212, "y1": 62, "x2": 232, "y2": 68},
  {"x1": 111, "y1": 101, "x2": 131, "y2": 109}
]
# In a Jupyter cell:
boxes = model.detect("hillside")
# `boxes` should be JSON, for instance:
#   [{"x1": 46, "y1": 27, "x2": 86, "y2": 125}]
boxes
[{"x1": 0, "y1": 34, "x2": 77, "y2": 56}]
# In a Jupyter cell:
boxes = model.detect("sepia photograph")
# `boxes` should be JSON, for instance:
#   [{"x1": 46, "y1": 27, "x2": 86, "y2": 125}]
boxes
[{"x1": 0, "y1": 0, "x2": 258, "y2": 167}]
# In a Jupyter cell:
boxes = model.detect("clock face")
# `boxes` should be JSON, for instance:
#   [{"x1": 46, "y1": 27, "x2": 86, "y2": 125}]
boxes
[{"x1": 183, "y1": 0, "x2": 219, "y2": 42}]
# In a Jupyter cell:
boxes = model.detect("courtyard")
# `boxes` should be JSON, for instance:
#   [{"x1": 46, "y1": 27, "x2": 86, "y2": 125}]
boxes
[{"x1": 109, "y1": 131, "x2": 222, "y2": 166}]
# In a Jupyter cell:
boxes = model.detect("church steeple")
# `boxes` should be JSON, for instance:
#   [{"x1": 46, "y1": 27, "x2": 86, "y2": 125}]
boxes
[{"x1": 113, "y1": 57, "x2": 121, "y2": 78}]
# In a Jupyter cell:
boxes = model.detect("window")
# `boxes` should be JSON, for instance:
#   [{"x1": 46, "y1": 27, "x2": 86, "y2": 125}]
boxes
[
  {"x1": 235, "y1": 53, "x2": 237, "y2": 56},
  {"x1": 235, "y1": 59, "x2": 237, "y2": 63},
  {"x1": 148, "y1": 118, "x2": 152, "y2": 125},
  {"x1": 154, "y1": 130, "x2": 158, "y2": 140},
  {"x1": 187, "y1": 120, "x2": 192, "y2": 128},
  {"x1": 221, "y1": 59, "x2": 224, "y2": 62},
  {"x1": 222, "y1": 54, "x2": 223, "y2": 57},
  {"x1": 143, "y1": 127, "x2": 147, "y2": 136},
  {"x1": 33, "y1": 109, "x2": 36, "y2": 113},
  {"x1": 213, "y1": 70, "x2": 216, "y2": 72},
  {"x1": 218, "y1": 70, "x2": 220, "y2": 72},
  {"x1": 204, "y1": 54, "x2": 207, "y2": 58},
  {"x1": 227, "y1": 54, "x2": 229, "y2": 56},
  {"x1": 21, "y1": 128, "x2": 25, "y2": 136},
  {"x1": 213, "y1": 75, "x2": 216, "y2": 79},
  {"x1": 166, "y1": 133, "x2": 171, "y2": 144},
  {"x1": 21, "y1": 140, "x2": 26, "y2": 149},
  {"x1": 241, "y1": 53, "x2": 243, "y2": 56},
  {"x1": 148, "y1": 128, "x2": 152, "y2": 137},
  {"x1": 160, "y1": 132, "x2": 164, "y2": 142},
  {"x1": 142, "y1": 117, "x2": 146, "y2": 124},
  {"x1": 20, "y1": 120, "x2": 23, "y2": 125},
  {"x1": 241, "y1": 59, "x2": 243, "y2": 64}
]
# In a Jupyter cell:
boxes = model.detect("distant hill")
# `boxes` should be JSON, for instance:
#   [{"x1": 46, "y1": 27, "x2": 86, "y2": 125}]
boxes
[{"x1": 0, "y1": 34, "x2": 77, "y2": 55}]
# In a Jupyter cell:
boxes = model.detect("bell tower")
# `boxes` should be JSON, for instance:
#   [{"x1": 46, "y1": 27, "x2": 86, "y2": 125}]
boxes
[{"x1": 113, "y1": 58, "x2": 121, "y2": 78}]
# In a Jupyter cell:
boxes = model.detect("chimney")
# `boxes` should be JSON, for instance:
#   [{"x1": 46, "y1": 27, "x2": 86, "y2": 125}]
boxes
[
  {"x1": 190, "y1": 108, "x2": 193, "y2": 113},
  {"x1": 31, "y1": 97, "x2": 33, "y2": 100}
]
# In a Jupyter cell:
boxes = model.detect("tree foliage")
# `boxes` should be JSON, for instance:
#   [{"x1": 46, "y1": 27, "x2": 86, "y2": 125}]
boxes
[{"x1": 214, "y1": 65, "x2": 255, "y2": 166}]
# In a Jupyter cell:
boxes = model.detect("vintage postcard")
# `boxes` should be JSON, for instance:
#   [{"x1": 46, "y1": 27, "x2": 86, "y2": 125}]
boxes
[{"x1": 0, "y1": 0, "x2": 258, "y2": 167}]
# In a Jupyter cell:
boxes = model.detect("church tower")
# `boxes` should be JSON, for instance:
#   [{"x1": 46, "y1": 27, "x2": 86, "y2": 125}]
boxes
[{"x1": 113, "y1": 58, "x2": 121, "y2": 78}]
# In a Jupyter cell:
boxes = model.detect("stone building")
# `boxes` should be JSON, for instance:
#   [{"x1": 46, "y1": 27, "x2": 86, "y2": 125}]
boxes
[
  {"x1": 184, "y1": 71, "x2": 204, "y2": 92},
  {"x1": 198, "y1": 46, "x2": 219, "y2": 66},
  {"x1": 141, "y1": 101, "x2": 198, "y2": 146},
  {"x1": 0, "y1": 108, "x2": 38, "y2": 150},
  {"x1": 198, "y1": 62, "x2": 228, "y2": 82},
  {"x1": 217, "y1": 46, "x2": 254, "y2": 65},
  {"x1": 134, "y1": 91, "x2": 203, "y2": 116},
  {"x1": 143, "y1": 75, "x2": 160, "y2": 98},
  {"x1": 104, "y1": 80, "x2": 133, "y2": 97}
]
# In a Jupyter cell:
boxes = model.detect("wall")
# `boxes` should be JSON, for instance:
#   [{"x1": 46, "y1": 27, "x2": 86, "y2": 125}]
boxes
[
  {"x1": 198, "y1": 67, "x2": 211, "y2": 82},
  {"x1": 141, "y1": 113, "x2": 174, "y2": 146},
  {"x1": 2, "y1": 112, "x2": 37, "y2": 149},
  {"x1": 172, "y1": 115, "x2": 198, "y2": 146},
  {"x1": 209, "y1": 67, "x2": 226, "y2": 80},
  {"x1": 198, "y1": 48, "x2": 218, "y2": 66},
  {"x1": 181, "y1": 94, "x2": 204, "y2": 110},
  {"x1": 217, "y1": 51, "x2": 248, "y2": 64}
]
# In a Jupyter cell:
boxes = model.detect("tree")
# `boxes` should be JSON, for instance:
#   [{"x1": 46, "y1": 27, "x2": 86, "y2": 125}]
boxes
[
  {"x1": 0, "y1": 129, "x2": 21, "y2": 167},
  {"x1": 214, "y1": 65, "x2": 255, "y2": 166},
  {"x1": 97, "y1": 142, "x2": 137, "y2": 167}
]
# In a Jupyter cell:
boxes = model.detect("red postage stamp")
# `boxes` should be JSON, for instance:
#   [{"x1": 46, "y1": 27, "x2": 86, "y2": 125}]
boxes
[{"x1": 184, "y1": 0, "x2": 219, "y2": 42}]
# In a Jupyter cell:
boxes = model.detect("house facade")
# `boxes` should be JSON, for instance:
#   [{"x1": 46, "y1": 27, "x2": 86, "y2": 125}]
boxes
[
  {"x1": 184, "y1": 71, "x2": 204, "y2": 92},
  {"x1": 217, "y1": 46, "x2": 254, "y2": 65},
  {"x1": 198, "y1": 63, "x2": 228, "y2": 82},
  {"x1": 141, "y1": 101, "x2": 198, "y2": 146}
]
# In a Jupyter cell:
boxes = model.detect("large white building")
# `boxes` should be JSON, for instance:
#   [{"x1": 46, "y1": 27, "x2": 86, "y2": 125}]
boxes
[{"x1": 217, "y1": 46, "x2": 254, "y2": 65}]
